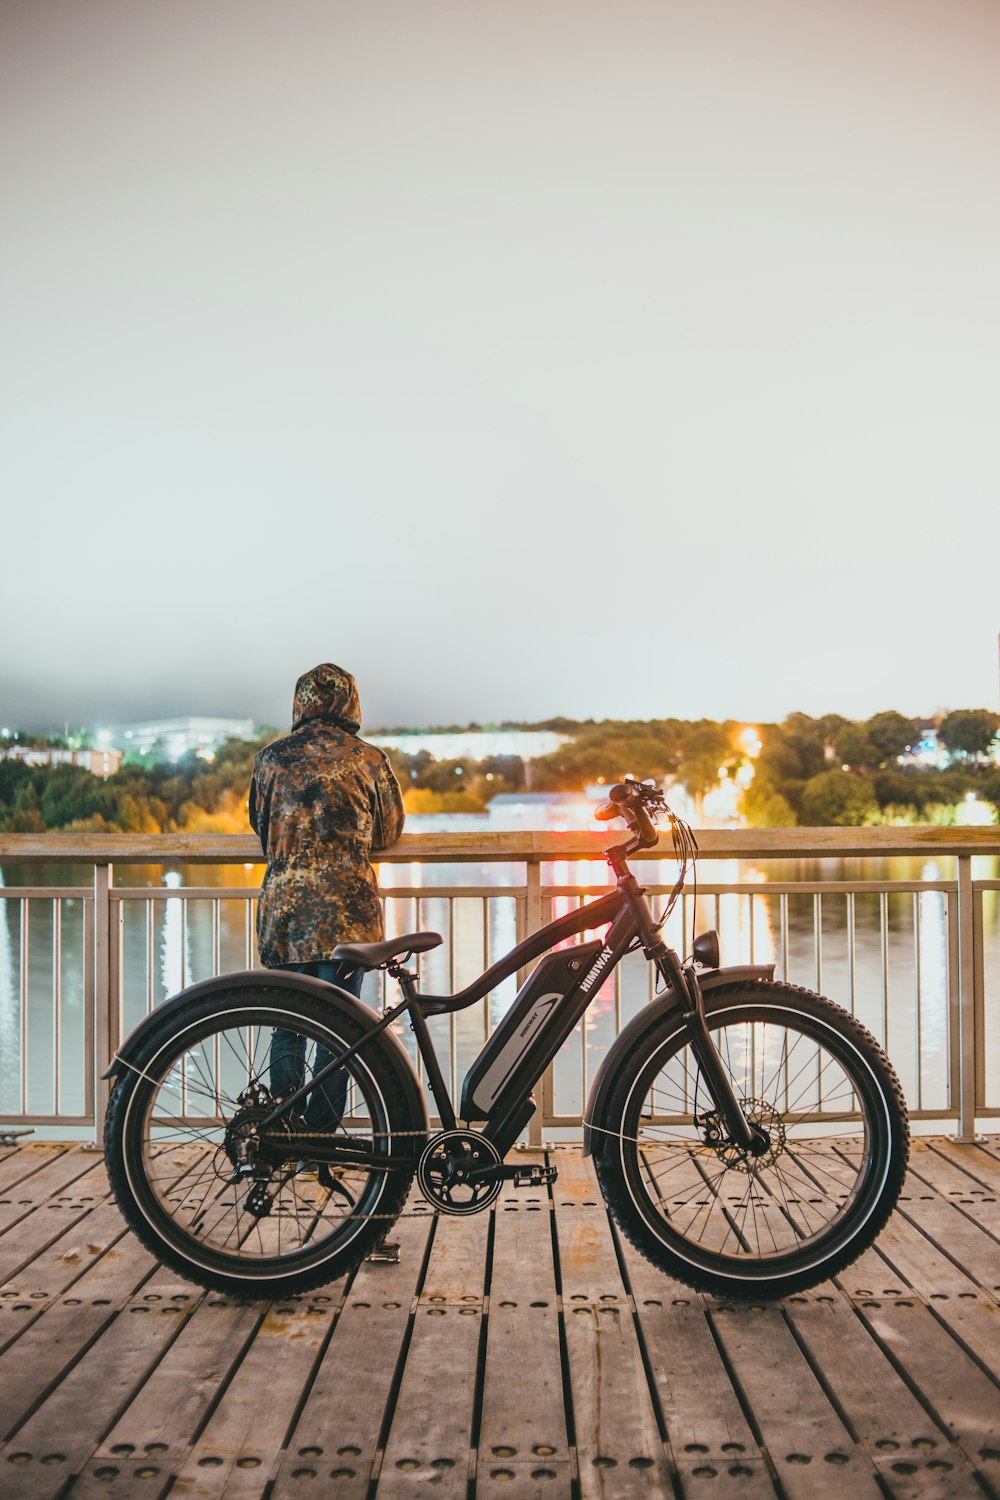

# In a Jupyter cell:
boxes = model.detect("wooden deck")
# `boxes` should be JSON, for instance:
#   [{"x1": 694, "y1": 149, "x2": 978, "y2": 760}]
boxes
[{"x1": 1, "y1": 1143, "x2": 999, "y2": 1499}]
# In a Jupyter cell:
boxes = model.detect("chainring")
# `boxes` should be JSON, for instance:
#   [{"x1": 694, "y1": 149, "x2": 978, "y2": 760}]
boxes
[{"x1": 416, "y1": 1129, "x2": 503, "y2": 1215}]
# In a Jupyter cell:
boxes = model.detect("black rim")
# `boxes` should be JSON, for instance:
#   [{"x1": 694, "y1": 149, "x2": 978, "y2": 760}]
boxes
[
  {"x1": 618, "y1": 1003, "x2": 891, "y2": 1281},
  {"x1": 120, "y1": 1004, "x2": 395, "y2": 1281}
]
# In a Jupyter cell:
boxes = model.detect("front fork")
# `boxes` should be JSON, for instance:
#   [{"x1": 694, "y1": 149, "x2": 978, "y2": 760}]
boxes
[{"x1": 655, "y1": 947, "x2": 769, "y2": 1157}]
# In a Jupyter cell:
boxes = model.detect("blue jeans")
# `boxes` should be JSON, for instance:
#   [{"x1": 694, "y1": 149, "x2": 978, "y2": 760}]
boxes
[{"x1": 269, "y1": 960, "x2": 364, "y2": 1131}]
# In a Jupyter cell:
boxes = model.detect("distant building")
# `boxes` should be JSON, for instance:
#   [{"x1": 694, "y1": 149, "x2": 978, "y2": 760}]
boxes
[
  {"x1": 0, "y1": 746, "x2": 122, "y2": 778},
  {"x1": 370, "y1": 729, "x2": 568, "y2": 762},
  {"x1": 485, "y1": 791, "x2": 598, "y2": 831},
  {"x1": 97, "y1": 716, "x2": 255, "y2": 760}
]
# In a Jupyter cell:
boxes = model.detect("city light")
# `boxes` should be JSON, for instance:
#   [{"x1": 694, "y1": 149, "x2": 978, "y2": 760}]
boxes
[{"x1": 956, "y1": 792, "x2": 996, "y2": 827}]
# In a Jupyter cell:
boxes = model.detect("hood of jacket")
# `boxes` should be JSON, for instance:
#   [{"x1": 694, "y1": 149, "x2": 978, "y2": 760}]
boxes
[{"x1": 291, "y1": 663, "x2": 362, "y2": 734}]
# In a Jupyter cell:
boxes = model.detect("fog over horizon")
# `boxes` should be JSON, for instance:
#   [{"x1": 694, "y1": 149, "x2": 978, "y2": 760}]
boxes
[{"x1": 3, "y1": 0, "x2": 999, "y2": 737}]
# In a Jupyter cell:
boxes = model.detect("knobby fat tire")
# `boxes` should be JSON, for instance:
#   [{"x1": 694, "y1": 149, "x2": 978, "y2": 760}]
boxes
[
  {"x1": 593, "y1": 982, "x2": 909, "y2": 1300},
  {"x1": 104, "y1": 988, "x2": 420, "y2": 1298}
]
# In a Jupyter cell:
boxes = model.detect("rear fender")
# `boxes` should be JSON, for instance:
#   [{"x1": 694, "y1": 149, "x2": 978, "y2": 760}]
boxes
[
  {"x1": 582, "y1": 964, "x2": 775, "y2": 1155},
  {"x1": 102, "y1": 969, "x2": 428, "y2": 1135}
]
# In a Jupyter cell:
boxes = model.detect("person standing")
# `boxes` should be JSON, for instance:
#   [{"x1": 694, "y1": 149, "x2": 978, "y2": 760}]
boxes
[{"x1": 248, "y1": 662, "x2": 405, "y2": 1132}]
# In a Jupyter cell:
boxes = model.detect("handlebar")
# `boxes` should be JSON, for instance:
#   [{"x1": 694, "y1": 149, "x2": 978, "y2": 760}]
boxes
[{"x1": 594, "y1": 780, "x2": 663, "y2": 849}]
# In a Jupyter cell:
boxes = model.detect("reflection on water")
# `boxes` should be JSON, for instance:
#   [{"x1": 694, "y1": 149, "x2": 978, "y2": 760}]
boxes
[
  {"x1": 1, "y1": 849, "x2": 998, "y2": 1122},
  {"x1": 160, "y1": 870, "x2": 190, "y2": 1000}
]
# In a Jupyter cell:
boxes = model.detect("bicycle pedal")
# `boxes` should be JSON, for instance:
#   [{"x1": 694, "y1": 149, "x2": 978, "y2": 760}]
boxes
[
  {"x1": 366, "y1": 1241, "x2": 400, "y2": 1264},
  {"x1": 512, "y1": 1165, "x2": 558, "y2": 1188}
]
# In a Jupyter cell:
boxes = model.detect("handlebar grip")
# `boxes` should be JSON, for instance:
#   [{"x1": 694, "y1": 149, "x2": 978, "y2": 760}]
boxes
[
  {"x1": 594, "y1": 799, "x2": 619, "y2": 822},
  {"x1": 634, "y1": 804, "x2": 659, "y2": 848}
]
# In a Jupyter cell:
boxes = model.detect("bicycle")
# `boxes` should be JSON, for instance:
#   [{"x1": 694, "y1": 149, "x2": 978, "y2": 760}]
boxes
[{"x1": 103, "y1": 781, "x2": 909, "y2": 1299}]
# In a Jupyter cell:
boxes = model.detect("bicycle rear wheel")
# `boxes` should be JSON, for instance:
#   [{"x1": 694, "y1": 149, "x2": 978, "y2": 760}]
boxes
[
  {"x1": 104, "y1": 986, "x2": 421, "y2": 1297},
  {"x1": 593, "y1": 982, "x2": 908, "y2": 1298}
]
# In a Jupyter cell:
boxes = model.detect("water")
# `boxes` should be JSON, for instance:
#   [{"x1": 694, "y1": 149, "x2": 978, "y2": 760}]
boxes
[{"x1": 2, "y1": 845, "x2": 998, "y2": 1123}]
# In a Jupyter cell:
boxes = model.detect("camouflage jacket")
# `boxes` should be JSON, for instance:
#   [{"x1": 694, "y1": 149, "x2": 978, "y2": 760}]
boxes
[{"x1": 248, "y1": 664, "x2": 405, "y2": 966}]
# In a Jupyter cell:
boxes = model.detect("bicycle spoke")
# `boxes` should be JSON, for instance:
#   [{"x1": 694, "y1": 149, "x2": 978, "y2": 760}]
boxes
[
  {"x1": 133, "y1": 1010, "x2": 396, "y2": 1266},
  {"x1": 613, "y1": 1002, "x2": 890, "y2": 1269}
]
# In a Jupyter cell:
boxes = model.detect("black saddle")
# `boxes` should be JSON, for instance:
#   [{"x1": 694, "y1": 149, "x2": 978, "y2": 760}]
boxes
[{"x1": 330, "y1": 931, "x2": 443, "y2": 968}]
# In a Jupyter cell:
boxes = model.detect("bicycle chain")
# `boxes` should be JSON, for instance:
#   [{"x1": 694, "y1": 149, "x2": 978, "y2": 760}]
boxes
[
  {"x1": 261, "y1": 1119, "x2": 718, "y2": 1224},
  {"x1": 117, "y1": 1054, "x2": 726, "y2": 1225}
]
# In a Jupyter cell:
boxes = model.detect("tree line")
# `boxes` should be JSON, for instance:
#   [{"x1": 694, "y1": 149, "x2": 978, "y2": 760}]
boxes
[
  {"x1": 0, "y1": 736, "x2": 266, "y2": 835},
  {"x1": 380, "y1": 709, "x2": 1000, "y2": 826},
  {"x1": 0, "y1": 708, "x2": 997, "y2": 833}
]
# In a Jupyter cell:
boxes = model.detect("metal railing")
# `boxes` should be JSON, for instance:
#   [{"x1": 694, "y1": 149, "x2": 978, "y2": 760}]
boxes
[{"x1": 1, "y1": 827, "x2": 997, "y2": 1143}]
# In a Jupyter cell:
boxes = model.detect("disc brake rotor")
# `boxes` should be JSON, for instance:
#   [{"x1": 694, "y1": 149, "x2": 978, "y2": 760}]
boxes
[{"x1": 700, "y1": 1098, "x2": 786, "y2": 1173}]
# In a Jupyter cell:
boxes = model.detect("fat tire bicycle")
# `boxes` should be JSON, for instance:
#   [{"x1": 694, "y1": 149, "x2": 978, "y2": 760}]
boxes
[{"x1": 103, "y1": 782, "x2": 909, "y2": 1299}]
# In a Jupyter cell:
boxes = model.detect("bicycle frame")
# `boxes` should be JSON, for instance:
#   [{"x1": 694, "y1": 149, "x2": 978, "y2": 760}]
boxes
[{"x1": 262, "y1": 841, "x2": 764, "y2": 1164}]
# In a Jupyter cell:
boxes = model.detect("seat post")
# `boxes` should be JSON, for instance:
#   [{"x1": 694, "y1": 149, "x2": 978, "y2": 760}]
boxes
[{"x1": 387, "y1": 961, "x2": 419, "y2": 1005}]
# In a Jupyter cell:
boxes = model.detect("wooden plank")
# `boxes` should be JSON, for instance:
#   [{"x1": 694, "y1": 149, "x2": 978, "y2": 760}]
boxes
[
  {"x1": 973, "y1": 1137, "x2": 1000, "y2": 1171},
  {"x1": 783, "y1": 1292, "x2": 978, "y2": 1497},
  {"x1": 270, "y1": 1209, "x2": 434, "y2": 1499},
  {"x1": 478, "y1": 1159, "x2": 572, "y2": 1500},
  {"x1": 908, "y1": 1287, "x2": 1000, "y2": 1382},
  {"x1": 855, "y1": 1296, "x2": 1000, "y2": 1492},
  {"x1": 553, "y1": 1151, "x2": 671, "y2": 1497},
  {"x1": 863, "y1": 1203, "x2": 986, "y2": 1299},
  {"x1": 932, "y1": 1139, "x2": 1000, "y2": 1196},
  {"x1": 0, "y1": 1164, "x2": 116, "y2": 1285},
  {"x1": 0, "y1": 1144, "x2": 208, "y2": 1338},
  {"x1": 377, "y1": 1210, "x2": 488, "y2": 1498},
  {"x1": 903, "y1": 1141, "x2": 1000, "y2": 1261},
  {"x1": 0, "y1": 1293, "x2": 195, "y2": 1499},
  {"x1": 0, "y1": 1220, "x2": 165, "y2": 1441},
  {"x1": 834, "y1": 1240, "x2": 916, "y2": 1300},
  {"x1": 620, "y1": 1239, "x2": 777, "y2": 1499},
  {"x1": 891, "y1": 1196, "x2": 1000, "y2": 1295},
  {"x1": 4, "y1": 1139, "x2": 1000, "y2": 1499},
  {"x1": 0, "y1": 1200, "x2": 153, "y2": 1362},
  {"x1": 708, "y1": 1302, "x2": 882, "y2": 1499},
  {"x1": 850, "y1": 1199, "x2": 1000, "y2": 1495},
  {"x1": 4, "y1": 824, "x2": 997, "y2": 863},
  {"x1": 908, "y1": 1138, "x2": 1000, "y2": 1197},
  {"x1": 3, "y1": 1199, "x2": 143, "y2": 1299},
  {"x1": 90, "y1": 1297, "x2": 262, "y2": 1453},
  {"x1": 0, "y1": 1144, "x2": 69, "y2": 1193},
  {"x1": 166, "y1": 1293, "x2": 342, "y2": 1500},
  {"x1": 65, "y1": 1298, "x2": 266, "y2": 1500},
  {"x1": 0, "y1": 1147, "x2": 107, "y2": 1240}
]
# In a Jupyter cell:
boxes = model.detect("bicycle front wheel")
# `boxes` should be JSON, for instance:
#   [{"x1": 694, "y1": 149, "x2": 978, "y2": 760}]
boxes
[
  {"x1": 104, "y1": 986, "x2": 421, "y2": 1297},
  {"x1": 593, "y1": 982, "x2": 908, "y2": 1298}
]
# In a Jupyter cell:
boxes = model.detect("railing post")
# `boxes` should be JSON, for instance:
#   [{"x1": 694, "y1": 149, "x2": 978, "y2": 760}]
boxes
[
  {"x1": 953, "y1": 854, "x2": 978, "y2": 1143},
  {"x1": 525, "y1": 857, "x2": 546, "y2": 1148},
  {"x1": 93, "y1": 862, "x2": 114, "y2": 1147}
]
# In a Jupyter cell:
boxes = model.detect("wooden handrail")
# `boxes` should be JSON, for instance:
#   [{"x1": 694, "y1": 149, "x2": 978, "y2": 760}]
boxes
[{"x1": 1, "y1": 826, "x2": 998, "y2": 863}]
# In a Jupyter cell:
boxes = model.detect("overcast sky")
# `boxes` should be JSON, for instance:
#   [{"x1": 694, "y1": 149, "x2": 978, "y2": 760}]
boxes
[{"x1": 2, "y1": 0, "x2": 998, "y2": 735}]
